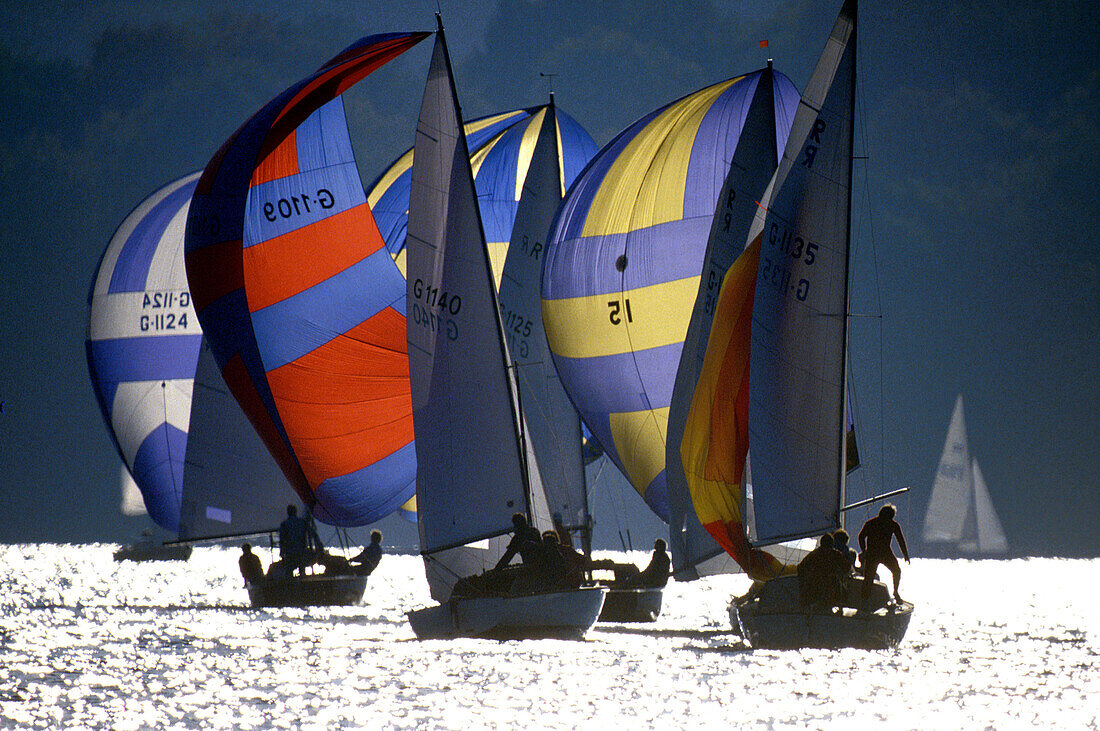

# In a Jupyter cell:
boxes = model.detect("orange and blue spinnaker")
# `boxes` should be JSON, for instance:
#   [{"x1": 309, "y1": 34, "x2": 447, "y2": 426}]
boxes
[
  {"x1": 541, "y1": 69, "x2": 800, "y2": 521},
  {"x1": 184, "y1": 32, "x2": 429, "y2": 526}
]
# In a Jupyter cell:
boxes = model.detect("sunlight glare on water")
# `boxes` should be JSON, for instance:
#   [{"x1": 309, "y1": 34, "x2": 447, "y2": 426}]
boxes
[{"x1": 0, "y1": 545, "x2": 1096, "y2": 729}]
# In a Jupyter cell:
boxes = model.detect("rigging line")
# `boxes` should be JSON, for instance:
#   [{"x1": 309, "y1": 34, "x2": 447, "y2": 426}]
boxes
[
  {"x1": 159, "y1": 380, "x2": 182, "y2": 519},
  {"x1": 855, "y1": 42, "x2": 887, "y2": 496}
]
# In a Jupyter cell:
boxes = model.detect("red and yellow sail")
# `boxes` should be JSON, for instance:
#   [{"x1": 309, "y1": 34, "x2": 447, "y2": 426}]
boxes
[{"x1": 680, "y1": 233, "x2": 794, "y2": 580}]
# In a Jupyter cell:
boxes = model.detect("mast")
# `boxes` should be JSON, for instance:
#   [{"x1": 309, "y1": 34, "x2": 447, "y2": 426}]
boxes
[{"x1": 838, "y1": 0, "x2": 858, "y2": 528}]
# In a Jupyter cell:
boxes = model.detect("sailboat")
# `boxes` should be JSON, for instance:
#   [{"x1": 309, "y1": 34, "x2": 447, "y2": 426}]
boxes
[
  {"x1": 404, "y1": 19, "x2": 606, "y2": 640},
  {"x1": 674, "y1": 0, "x2": 913, "y2": 649},
  {"x1": 364, "y1": 99, "x2": 599, "y2": 525},
  {"x1": 922, "y1": 395, "x2": 1008, "y2": 556},
  {"x1": 183, "y1": 31, "x2": 432, "y2": 606},
  {"x1": 540, "y1": 51, "x2": 815, "y2": 619},
  {"x1": 87, "y1": 172, "x2": 203, "y2": 562}
]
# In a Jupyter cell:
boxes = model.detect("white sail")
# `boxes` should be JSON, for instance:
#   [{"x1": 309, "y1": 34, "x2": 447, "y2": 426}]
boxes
[
  {"x1": 497, "y1": 102, "x2": 588, "y2": 541},
  {"x1": 922, "y1": 395, "x2": 971, "y2": 543},
  {"x1": 119, "y1": 466, "x2": 147, "y2": 516},
  {"x1": 666, "y1": 66, "x2": 780, "y2": 578},
  {"x1": 971, "y1": 459, "x2": 1008, "y2": 554},
  {"x1": 406, "y1": 30, "x2": 532, "y2": 599},
  {"x1": 921, "y1": 395, "x2": 1008, "y2": 554},
  {"x1": 748, "y1": 0, "x2": 857, "y2": 546},
  {"x1": 177, "y1": 339, "x2": 298, "y2": 540}
]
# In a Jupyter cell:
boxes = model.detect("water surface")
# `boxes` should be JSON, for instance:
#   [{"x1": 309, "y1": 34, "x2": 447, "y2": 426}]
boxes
[{"x1": 0, "y1": 546, "x2": 1096, "y2": 728}]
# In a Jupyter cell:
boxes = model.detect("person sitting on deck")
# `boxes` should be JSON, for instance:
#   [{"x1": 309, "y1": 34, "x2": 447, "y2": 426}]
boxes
[
  {"x1": 239, "y1": 543, "x2": 264, "y2": 586},
  {"x1": 554, "y1": 536, "x2": 588, "y2": 588},
  {"x1": 859, "y1": 503, "x2": 911, "y2": 607},
  {"x1": 797, "y1": 533, "x2": 848, "y2": 610},
  {"x1": 534, "y1": 531, "x2": 569, "y2": 588},
  {"x1": 493, "y1": 513, "x2": 542, "y2": 571},
  {"x1": 633, "y1": 538, "x2": 671, "y2": 588},
  {"x1": 832, "y1": 529, "x2": 859, "y2": 573},
  {"x1": 350, "y1": 530, "x2": 384, "y2": 576}
]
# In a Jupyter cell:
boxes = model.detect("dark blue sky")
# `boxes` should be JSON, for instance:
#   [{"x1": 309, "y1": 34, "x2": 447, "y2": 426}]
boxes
[{"x1": 1, "y1": 1, "x2": 1096, "y2": 554}]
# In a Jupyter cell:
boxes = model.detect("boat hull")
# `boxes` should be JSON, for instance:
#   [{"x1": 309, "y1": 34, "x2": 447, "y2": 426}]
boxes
[
  {"x1": 247, "y1": 574, "x2": 367, "y2": 609},
  {"x1": 113, "y1": 544, "x2": 192, "y2": 562},
  {"x1": 730, "y1": 574, "x2": 913, "y2": 650},
  {"x1": 407, "y1": 586, "x2": 607, "y2": 640},
  {"x1": 597, "y1": 587, "x2": 663, "y2": 623}
]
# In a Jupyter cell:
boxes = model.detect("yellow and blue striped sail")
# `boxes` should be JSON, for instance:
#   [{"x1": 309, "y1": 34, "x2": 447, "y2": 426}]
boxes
[
  {"x1": 367, "y1": 104, "x2": 597, "y2": 284},
  {"x1": 542, "y1": 70, "x2": 800, "y2": 520}
]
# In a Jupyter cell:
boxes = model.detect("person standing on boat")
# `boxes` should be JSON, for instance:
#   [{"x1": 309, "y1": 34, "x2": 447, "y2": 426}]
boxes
[
  {"x1": 858, "y1": 504, "x2": 911, "y2": 605},
  {"x1": 239, "y1": 543, "x2": 264, "y2": 586},
  {"x1": 279, "y1": 504, "x2": 320, "y2": 577},
  {"x1": 351, "y1": 530, "x2": 384, "y2": 576}
]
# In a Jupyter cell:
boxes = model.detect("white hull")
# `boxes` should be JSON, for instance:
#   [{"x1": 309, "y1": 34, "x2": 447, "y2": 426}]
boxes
[
  {"x1": 733, "y1": 601, "x2": 913, "y2": 650},
  {"x1": 730, "y1": 574, "x2": 912, "y2": 650},
  {"x1": 407, "y1": 586, "x2": 607, "y2": 640}
]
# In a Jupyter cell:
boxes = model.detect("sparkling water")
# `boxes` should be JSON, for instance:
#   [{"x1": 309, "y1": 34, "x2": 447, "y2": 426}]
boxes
[{"x1": 0, "y1": 545, "x2": 1096, "y2": 729}]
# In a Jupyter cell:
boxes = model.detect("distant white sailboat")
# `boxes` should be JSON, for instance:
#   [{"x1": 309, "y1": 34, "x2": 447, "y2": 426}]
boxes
[{"x1": 921, "y1": 395, "x2": 1009, "y2": 556}]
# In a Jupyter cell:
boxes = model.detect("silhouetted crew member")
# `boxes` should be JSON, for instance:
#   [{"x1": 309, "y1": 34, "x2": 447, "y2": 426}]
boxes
[
  {"x1": 351, "y1": 530, "x2": 384, "y2": 576},
  {"x1": 494, "y1": 513, "x2": 542, "y2": 571},
  {"x1": 832, "y1": 529, "x2": 858, "y2": 571},
  {"x1": 635, "y1": 538, "x2": 671, "y2": 588},
  {"x1": 535, "y1": 531, "x2": 568, "y2": 588},
  {"x1": 859, "y1": 503, "x2": 911, "y2": 605},
  {"x1": 279, "y1": 504, "x2": 320, "y2": 576},
  {"x1": 798, "y1": 533, "x2": 847, "y2": 608},
  {"x1": 239, "y1": 543, "x2": 264, "y2": 585}
]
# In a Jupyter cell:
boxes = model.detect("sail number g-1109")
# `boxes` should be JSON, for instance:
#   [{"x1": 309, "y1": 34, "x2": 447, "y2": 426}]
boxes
[{"x1": 262, "y1": 189, "x2": 336, "y2": 222}]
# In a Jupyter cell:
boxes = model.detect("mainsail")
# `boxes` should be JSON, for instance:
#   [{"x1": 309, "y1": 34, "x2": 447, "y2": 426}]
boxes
[
  {"x1": 678, "y1": 0, "x2": 858, "y2": 578},
  {"x1": 87, "y1": 173, "x2": 203, "y2": 532},
  {"x1": 184, "y1": 32, "x2": 430, "y2": 527},
  {"x1": 746, "y1": 0, "x2": 858, "y2": 547},
  {"x1": 497, "y1": 99, "x2": 588, "y2": 545},
  {"x1": 406, "y1": 26, "x2": 536, "y2": 600},
  {"x1": 541, "y1": 70, "x2": 801, "y2": 523},
  {"x1": 365, "y1": 100, "x2": 597, "y2": 523}
]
